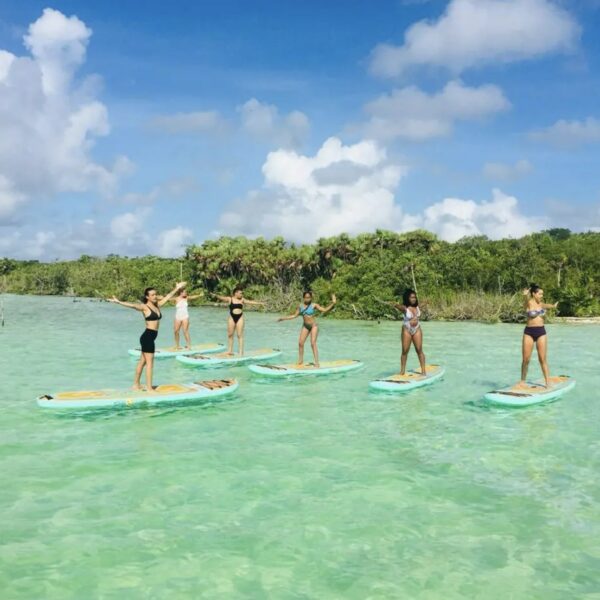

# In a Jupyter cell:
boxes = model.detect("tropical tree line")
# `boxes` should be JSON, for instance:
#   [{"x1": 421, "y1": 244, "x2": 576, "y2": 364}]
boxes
[{"x1": 1, "y1": 228, "x2": 599, "y2": 321}]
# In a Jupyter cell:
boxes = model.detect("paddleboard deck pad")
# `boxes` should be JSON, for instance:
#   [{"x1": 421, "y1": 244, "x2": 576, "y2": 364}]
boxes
[
  {"x1": 248, "y1": 359, "x2": 363, "y2": 377},
  {"x1": 484, "y1": 375, "x2": 575, "y2": 407},
  {"x1": 128, "y1": 343, "x2": 225, "y2": 359},
  {"x1": 37, "y1": 379, "x2": 238, "y2": 409},
  {"x1": 369, "y1": 365, "x2": 445, "y2": 392},
  {"x1": 177, "y1": 348, "x2": 282, "y2": 367}
]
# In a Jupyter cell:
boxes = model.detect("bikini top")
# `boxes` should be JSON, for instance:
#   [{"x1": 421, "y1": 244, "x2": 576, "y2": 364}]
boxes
[
  {"x1": 526, "y1": 307, "x2": 546, "y2": 318},
  {"x1": 229, "y1": 301, "x2": 243, "y2": 315},
  {"x1": 300, "y1": 303, "x2": 315, "y2": 316},
  {"x1": 403, "y1": 306, "x2": 420, "y2": 322},
  {"x1": 145, "y1": 305, "x2": 162, "y2": 321}
]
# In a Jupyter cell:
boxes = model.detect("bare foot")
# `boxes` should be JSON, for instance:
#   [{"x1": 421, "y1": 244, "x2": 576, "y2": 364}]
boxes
[
  {"x1": 131, "y1": 385, "x2": 143, "y2": 391},
  {"x1": 145, "y1": 386, "x2": 158, "y2": 394}
]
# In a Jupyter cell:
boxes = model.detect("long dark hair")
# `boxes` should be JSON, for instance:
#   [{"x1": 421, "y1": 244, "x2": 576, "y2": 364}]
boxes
[
  {"x1": 303, "y1": 290, "x2": 313, "y2": 302},
  {"x1": 529, "y1": 283, "x2": 541, "y2": 294},
  {"x1": 142, "y1": 287, "x2": 156, "y2": 303},
  {"x1": 232, "y1": 286, "x2": 243, "y2": 295},
  {"x1": 403, "y1": 288, "x2": 418, "y2": 307}
]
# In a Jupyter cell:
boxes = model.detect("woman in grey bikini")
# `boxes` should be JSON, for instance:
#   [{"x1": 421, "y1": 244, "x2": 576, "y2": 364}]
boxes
[{"x1": 521, "y1": 283, "x2": 558, "y2": 388}]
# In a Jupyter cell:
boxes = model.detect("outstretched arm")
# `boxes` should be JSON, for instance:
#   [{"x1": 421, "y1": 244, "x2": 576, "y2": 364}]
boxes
[
  {"x1": 315, "y1": 294, "x2": 337, "y2": 315},
  {"x1": 244, "y1": 298, "x2": 266, "y2": 307},
  {"x1": 277, "y1": 308, "x2": 300, "y2": 322},
  {"x1": 541, "y1": 302, "x2": 559, "y2": 309},
  {"x1": 107, "y1": 296, "x2": 145, "y2": 311},
  {"x1": 211, "y1": 293, "x2": 231, "y2": 304},
  {"x1": 187, "y1": 292, "x2": 204, "y2": 300},
  {"x1": 157, "y1": 281, "x2": 186, "y2": 307}
]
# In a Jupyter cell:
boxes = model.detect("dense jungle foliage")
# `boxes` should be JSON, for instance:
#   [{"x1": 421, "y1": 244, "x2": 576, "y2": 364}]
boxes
[{"x1": 1, "y1": 229, "x2": 599, "y2": 321}]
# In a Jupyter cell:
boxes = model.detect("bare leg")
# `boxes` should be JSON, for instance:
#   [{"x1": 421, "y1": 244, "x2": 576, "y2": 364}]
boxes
[
  {"x1": 412, "y1": 328, "x2": 426, "y2": 375},
  {"x1": 520, "y1": 334, "x2": 534, "y2": 384},
  {"x1": 226, "y1": 317, "x2": 235, "y2": 355},
  {"x1": 133, "y1": 354, "x2": 145, "y2": 390},
  {"x1": 144, "y1": 352, "x2": 156, "y2": 392},
  {"x1": 536, "y1": 334, "x2": 550, "y2": 387},
  {"x1": 174, "y1": 320, "x2": 182, "y2": 348},
  {"x1": 235, "y1": 317, "x2": 245, "y2": 356},
  {"x1": 310, "y1": 324, "x2": 320, "y2": 367},
  {"x1": 182, "y1": 319, "x2": 191, "y2": 348},
  {"x1": 400, "y1": 327, "x2": 412, "y2": 374},
  {"x1": 298, "y1": 325, "x2": 310, "y2": 365}
]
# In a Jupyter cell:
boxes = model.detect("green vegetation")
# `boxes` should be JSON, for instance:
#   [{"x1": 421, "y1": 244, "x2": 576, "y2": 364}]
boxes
[{"x1": 2, "y1": 229, "x2": 599, "y2": 321}]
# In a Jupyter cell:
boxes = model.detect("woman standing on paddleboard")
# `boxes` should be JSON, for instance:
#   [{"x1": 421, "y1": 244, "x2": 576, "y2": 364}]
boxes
[
  {"x1": 109, "y1": 281, "x2": 186, "y2": 391},
  {"x1": 277, "y1": 291, "x2": 336, "y2": 368},
  {"x1": 166, "y1": 288, "x2": 204, "y2": 349},
  {"x1": 393, "y1": 289, "x2": 426, "y2": 376},
  {"x1": 520, "y1": 283, "x2": 558, "y2": 388},
  {"x1": 211, "y1": 287, "x2": 266, "y2": 356}
]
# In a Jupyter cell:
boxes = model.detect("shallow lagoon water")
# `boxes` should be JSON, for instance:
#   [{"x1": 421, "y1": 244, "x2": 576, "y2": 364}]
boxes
[{"x1": 1, "y1": 295, "x2": 599, "y2": 598}]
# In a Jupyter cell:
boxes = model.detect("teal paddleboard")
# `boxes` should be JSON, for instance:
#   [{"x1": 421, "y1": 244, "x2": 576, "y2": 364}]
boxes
[
  {"x1": 176, "y1": 348, "x2": 282, "y2": 368},
  {"x1": 37, "y1": 379, "x2": 238, "y2": 409},
  {"x1": 369, "y1": 365, "x2": 445, "y2": 392},
  {"x1": 248, "y1": 359, "x2": 363, "y2": 377},
  {"x1": 128, "y1": 342, "x2": 225, "y2": 359},
  {"x1": 484, "y1": 375, "x2": 575, "y2": 407}
]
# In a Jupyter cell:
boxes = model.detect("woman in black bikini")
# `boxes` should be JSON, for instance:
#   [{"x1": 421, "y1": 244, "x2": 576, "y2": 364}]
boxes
[
  {"x1": 212, "y1": 286, "x2": 266, "y2": 355},
  {"x1": 109, "y1": 281, "x2": 186, "y2": 391},
  {"x1": 521, "y1": 283, "x2": 558, "y2": 388},
  {"x1": 277, "y1": 291, "x2": 336, "y2": 368}
]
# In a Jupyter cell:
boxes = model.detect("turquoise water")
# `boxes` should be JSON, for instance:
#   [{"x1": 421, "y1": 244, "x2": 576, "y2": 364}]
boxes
[{"x1": 1, "y1": 295, "x2": 599, "y2": 598}]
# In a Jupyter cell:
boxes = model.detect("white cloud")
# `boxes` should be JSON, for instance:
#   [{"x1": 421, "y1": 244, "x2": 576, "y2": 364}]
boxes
[
  {"x1": 529, "y1": 117, "x2": 600, "y2": 147},
  {"x1": 220, "y1": 137, "x2": 410, "y2": 242},
  {"x1": 148, "y1": 111, "x2": 228, "y2": 134},
  {"x1": 219, "y1": 139, "x2": 546, "y2": 243},
  {"x1": 362, "y1": 80, "x2": 510, "y2": 141},
  {"x1": 0, "y1": 215, "x2": 194, "y2": 259},
  {"x1": 369, "y1": 0, "x2": 580, "y2": 78},
  {"x1": 238, "y1": 98, "x2": 310, "y2": 148},
  {"x1": 483, "y1": 159, "x2": 533, "y2": 182},
  {"x1": 156, "y1": 226, "x2": 194, "y2": 258},
  {"x1": 422, "y1": 189, "x2": 547, "y2": 241},
  {"x1": 110, "y1": 208, "x2": 151, "y2": 242},
  {"x1": 0, "y1": 8, "x2": 128, "y2": 223}
]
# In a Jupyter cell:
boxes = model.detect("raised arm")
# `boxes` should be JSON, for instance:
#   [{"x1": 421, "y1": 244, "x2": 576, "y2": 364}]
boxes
[
  {"x1": 522, "y1": 288, "x2": 531, "y2": 309},
  {"x1": 107, "y1": 296, "x2": 145, "y2": 311},
  {"x1": 315, "y1": 294, "x2": 337, "y2": 315},
  {"x1": 157, "y1": 281, "x2": 186, "y2": 307},
  {"x1": 277, "y1": 308, "x2": 300, "y2": 322}
]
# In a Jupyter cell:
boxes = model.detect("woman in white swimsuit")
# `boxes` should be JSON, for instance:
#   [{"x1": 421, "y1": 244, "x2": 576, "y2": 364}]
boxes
[
  {"x1": 392, "y1": 289, "x2": 426, "y2": 376},
  {"x1": 169, "y1": 288, "x2": 204, "y2": 349}
]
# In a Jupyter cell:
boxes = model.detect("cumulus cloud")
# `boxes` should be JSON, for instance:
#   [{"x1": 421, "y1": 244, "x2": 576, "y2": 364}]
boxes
[
  {"x1": 0, "y1": 8, "x2": 128, "y2": 223},
  {"x1": 0, "y1": 214, "x2": 194, "y2": 259},
  {"x1": 238, "y1": 98, "x2": 310, "y2": 148},
  {"x1": 148, "y1": 111, "x2": 228, "y2": 134},
  {"x1": 157, "y1": 226, "x2": 194, "y2": 258},
  {"x1": 369, "y1": 0, "x2": 580, "y2": 78},
  {"x1": 422, "y1": 189, "x2": 547, "y2": 241},
  {"x1": 220, "y1": 137, "x2": 411, "y2": 242},
  {"x1": 361, "y1": 80, "x2": 510, "y2": 141},
  {"x1": 219, "y1": 139, "x2": 546, "y2": 243},
  {"x1": 528, "y1": 117, "x2": 600, "y2": 147},
  {"x1": 483, "y1": 159, "x2": 533, "y2": 182}
]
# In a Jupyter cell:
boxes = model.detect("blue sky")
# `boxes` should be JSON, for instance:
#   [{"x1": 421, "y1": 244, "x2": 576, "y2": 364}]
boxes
[{"x1": 1, "y1": 0, "x2": 599, "y2": 258}]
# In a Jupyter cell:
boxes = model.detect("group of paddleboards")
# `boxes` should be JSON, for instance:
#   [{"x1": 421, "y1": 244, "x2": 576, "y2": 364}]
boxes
[{"x1": 37, "y1": 283, "x2": 575, "y2": 409}]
